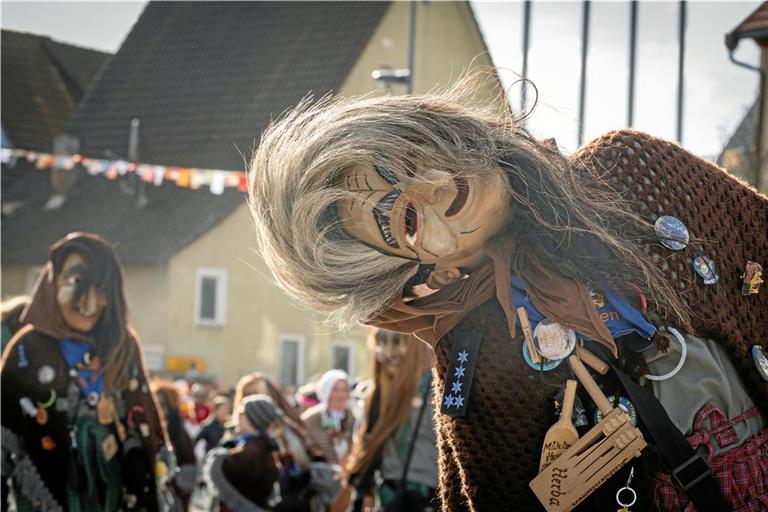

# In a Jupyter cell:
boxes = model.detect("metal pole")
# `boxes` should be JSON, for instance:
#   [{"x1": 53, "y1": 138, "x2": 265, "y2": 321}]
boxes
[
  {"x1": 407, "y1": 1, "x2": 417, "y2": 94},
  {"x1": 628, "y1": 0, "x2": 638, "y2": 127},
  {"x1": 578, "y1": 0, "x2": 591, "y2": 146},
  {"x1": 676, "y1": 0, "x2": 686, "y2": 143},
  {"x1": 521, "y1": 0, "x2": 532, "y2": 114}
]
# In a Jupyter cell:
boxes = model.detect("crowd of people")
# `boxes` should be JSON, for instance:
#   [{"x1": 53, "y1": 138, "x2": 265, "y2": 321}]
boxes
[{"x1": 0, "y1": 232, "x2": 438, "y2": 512}]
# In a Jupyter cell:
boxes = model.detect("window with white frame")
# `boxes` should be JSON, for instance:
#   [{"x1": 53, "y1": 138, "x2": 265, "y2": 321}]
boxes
[
  {"x1": 331, "y1": 343, "x2": 354, "y2": 375},
  {"x1": 194, "y1": 268, "x2": 227, "y2": 326},
  {"x1": 279, "y1": 336, "x2": 305, "y2": 386}
]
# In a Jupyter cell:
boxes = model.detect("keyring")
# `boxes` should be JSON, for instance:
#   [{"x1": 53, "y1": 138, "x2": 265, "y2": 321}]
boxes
[
  {"x1": 37, "y1": 389, "x2": 57, "y2": 409},
  {"x1": 644, "y1": 327, "x2": 687, "y2": 381},
  {"x1": 616, "y1": 486, "x2": 637, "y2": 508}
]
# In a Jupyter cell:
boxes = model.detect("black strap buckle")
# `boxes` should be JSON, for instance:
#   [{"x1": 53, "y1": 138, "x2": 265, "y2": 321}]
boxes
[{"x1": 671, "y1": 453, "x2": 712, "y2": 491}]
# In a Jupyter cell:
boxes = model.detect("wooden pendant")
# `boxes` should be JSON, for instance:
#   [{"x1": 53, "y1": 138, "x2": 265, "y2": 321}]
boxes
[
  {"x1": 517, "y1": 307, "x2": 541, "y2": 364},
  {"x1": 529, "y1": 356, "x2": 646, "y2": 512},
  {"x1": 539, "y1": 379, "x2": 579, "y2": 472}
]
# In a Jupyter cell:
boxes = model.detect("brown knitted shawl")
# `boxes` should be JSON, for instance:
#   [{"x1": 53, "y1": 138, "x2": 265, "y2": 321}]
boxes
[{"x1": 433, "y1": 129, "x2": 768, "y2": 511}]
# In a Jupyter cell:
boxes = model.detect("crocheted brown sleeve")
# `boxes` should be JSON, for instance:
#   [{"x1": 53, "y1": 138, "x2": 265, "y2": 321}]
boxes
[{"x1": 571, "y1": 129, "x2": 768, "y2": 408}]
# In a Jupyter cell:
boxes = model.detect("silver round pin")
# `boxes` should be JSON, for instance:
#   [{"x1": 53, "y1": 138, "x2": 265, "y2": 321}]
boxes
[
  {"x1": 533, "y1": 320, "x2": 577, "y2": 361},
  {"x1": 37, "y1": 365, "x2": 56, "y2": 385},
  {"x1": 128, "y1": 378, "x2": 139, "y2": 392},
  {"x1": 87, "y1": 391, "x2": 100, "y2": 407},
  {"x1": 655, "y1": 215, "x2": 689, "y2": 250},
  {"x1": 752, "y1": 345, "x2": 768, "y2": 382}
]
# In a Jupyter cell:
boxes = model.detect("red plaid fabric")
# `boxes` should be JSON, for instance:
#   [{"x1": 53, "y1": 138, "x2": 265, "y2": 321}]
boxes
[{"x1": 654, "y1": 404, "x2": 768, "y2": 512}]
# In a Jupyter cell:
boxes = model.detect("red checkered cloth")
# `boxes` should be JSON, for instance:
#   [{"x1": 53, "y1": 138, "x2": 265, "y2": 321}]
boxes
[{"x1": 654, "y1": 404, "x2": 768, "y2": 512}]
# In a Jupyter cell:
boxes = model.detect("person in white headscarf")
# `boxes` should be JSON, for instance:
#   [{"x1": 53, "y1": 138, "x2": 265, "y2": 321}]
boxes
[{"x1": 301, "y1": 370, "x2": 354, "y2": 465}]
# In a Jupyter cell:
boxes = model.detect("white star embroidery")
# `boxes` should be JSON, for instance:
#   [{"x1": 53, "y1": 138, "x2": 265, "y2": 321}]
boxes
[
  {"x1": 451, "y1": 381, "x2": 462, "y2": 393},
  {"x1": 453, "y1": 366, "x2": 466, "y2": 379},
  {"x1": 457, "y1": 350, "x2": 469, "y2": 364},
  {"x1": 454, "y1": 395, "x2": 465, "y2": 408}
]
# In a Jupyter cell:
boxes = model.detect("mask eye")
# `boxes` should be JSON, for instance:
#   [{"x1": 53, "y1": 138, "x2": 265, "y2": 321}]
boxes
[{"x1": 404, "y1": 203, "x2": 418, "y2": 245}]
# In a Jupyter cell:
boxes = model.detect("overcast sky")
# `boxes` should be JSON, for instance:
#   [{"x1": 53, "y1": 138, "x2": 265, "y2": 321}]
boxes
[{"x1": 1, "y1": 1, "x2": 761, "y2": 158}]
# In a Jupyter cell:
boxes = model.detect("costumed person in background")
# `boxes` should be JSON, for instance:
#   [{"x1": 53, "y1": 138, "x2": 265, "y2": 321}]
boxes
[
  {"x1": 233, "y1": 373, "x2": 335, "y2": 511},
  {"x1": 1, "y1": 295, "x2": 30, "y2": 352},
  {"x1": 195, "y1": 395, "x2": 232, "y2": 456},
  {"x1": 248, "y1": 73, "x2": 767, "y2": 511},
  {"x1": 345, "y1": 329, "x2": 438, "y2": 512},
  {"x1": 302, "y1": 369, "x2": 355, "y2": 467},
  {"x1": 192, "y1": 394, "x2": 341, "y2": 512},
  {"x1": 191, "y1": 395, "x2": 283, "y2": 512},
  {"x1": 232, "y1": 372, "x2": 306, "y2": 437},
  {"x1": 152, "y1": 379, "x2": 198, "y2": 509},
  {"x1": 1, "y1": 232, "x2": 175, "y2": 512}
]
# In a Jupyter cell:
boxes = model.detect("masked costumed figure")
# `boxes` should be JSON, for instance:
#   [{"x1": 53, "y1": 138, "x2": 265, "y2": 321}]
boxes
[
  {"x1": 1, "y1": 232, "x2": 173, "y2": 511},
  {"x1": 344, "y1": 329, "x2": 438, "y2": 512},
  {"x1": 248, "y1": 75, "x2": 768, "y2": 511}
]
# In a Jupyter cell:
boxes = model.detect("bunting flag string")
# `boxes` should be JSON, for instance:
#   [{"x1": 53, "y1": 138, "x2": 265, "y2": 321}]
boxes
[{"x1": 0, "y1": 148, "x2": 248, "y2": 195}]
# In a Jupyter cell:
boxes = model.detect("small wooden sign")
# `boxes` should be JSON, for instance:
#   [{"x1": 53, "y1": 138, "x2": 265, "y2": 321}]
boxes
[
  {"x1": 539, "y1": 379, "x2": 579, "y2": 472},
  {"x1": 529, "y1": 356, "x2": 646, "y2": 512}
]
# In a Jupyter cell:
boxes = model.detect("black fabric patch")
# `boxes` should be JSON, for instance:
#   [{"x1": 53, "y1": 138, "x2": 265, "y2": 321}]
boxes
[{"x1": 440, "y1": 327, "x2": 482, "y2": 418}]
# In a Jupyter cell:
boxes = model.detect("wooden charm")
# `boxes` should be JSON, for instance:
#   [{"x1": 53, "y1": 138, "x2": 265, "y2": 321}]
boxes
[
  {"x1": 540, "y1": 379, "x2": 579, "y2": 472},
  {"x1": 529, "y1": 356, "x2": 646, "y2": 512},
  {"x1": 517, "y1": 307, "x2": 541, "y2": 364},
  {"x1": 576, "y1": 344, "x2": 609, "y2": 375}
]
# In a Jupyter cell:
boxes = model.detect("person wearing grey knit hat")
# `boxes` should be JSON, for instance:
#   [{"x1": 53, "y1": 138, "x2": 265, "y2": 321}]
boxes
[{"x1": 240, "y1": 394, "x2": 282, "y2": 433}]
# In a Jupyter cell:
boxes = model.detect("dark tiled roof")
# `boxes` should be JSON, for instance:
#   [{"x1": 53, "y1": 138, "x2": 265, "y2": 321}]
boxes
[
  {"x1": 1, "y1": 163, "x2": 244, "y2": 266},
  {"x1": 728, "y1": 2, "x2": 768, "y2": 46},
  {"x1": 45, "y1": 40, "x2": 111, "y2": 99},
  {"x1": 68, "y1": 1, "x2": 390, "y2": 170},
  {"x1": 1, "y1": 30, "x2": 110, "y2": 152}
]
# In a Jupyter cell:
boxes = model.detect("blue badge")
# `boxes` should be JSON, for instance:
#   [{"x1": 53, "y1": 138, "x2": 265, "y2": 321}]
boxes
[
  {"x1": 17, "y1": 343, "x2": 28, "y2": 368},
  {"x1": 693, "y1": 256, "x2": 719, "y2": 285},
  {"x1": 594, "y1": 395, "x2": 638, "y2": 426},
  {"x1": 522, "y1": 340, "x2": 562, "y2": 371},
  {"x1": 655, "y1": 215, "x2": 689, "y2": 250}
]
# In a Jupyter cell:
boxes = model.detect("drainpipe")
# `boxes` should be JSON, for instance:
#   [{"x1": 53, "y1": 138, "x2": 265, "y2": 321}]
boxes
[
  {"x1": 726, "y1": 30, "x2": 766, "y2": 190},
  {"x1": 577, "y1": 0, "x2": 591, "y2": 146},
  {"x1": 521, "y1": 0, "x2": 532, "y2": 116}
]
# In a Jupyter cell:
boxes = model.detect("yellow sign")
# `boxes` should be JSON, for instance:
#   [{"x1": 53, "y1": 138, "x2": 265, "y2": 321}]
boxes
[{"x1": 166, "y1": 355, "x2": 207, "y2": 374}]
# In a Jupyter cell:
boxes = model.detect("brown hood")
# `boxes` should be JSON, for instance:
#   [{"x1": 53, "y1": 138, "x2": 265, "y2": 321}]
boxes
[{"x1": 20, "y1": 261, "x2": 93, "y2": 343}]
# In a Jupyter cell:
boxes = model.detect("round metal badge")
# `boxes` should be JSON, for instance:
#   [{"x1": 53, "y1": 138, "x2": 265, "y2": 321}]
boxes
[
  {"x1": 37, "y1": 365, "x2": 56, "y2": 385},
  {"x1": 655, "y1": 215, "x2": 689, "y2": 250},
  {"x1": 693, "y1": 256, "x2": 719, "y2": 285},
  {"x1": 521, "y1": 340, "x2": 562, "y2": 371},
  {"x1": 87, "y1": 391, "x2": 100, "y2": 407},
  {"x1": 533, "y1": 320, "x2": 577, "y2": 361},
  {"x1": 594, "y1": 395, "x2": 638, "y2": 427},
  {"x1": 752, "y1": 345, "x2": 768, "y2": 382},
  {"x1": 128, "y1": 378, "x2": 140, "y2": 392}
]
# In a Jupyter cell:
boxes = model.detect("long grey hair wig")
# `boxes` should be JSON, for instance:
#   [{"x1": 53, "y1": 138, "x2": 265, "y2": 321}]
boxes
[{"x1": 248, "y1": 74, "x2": 691, "y2": 332}]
